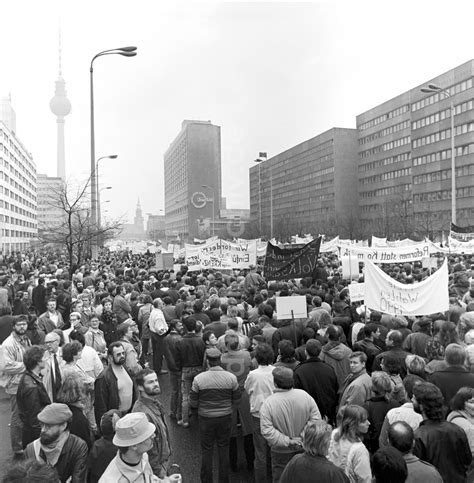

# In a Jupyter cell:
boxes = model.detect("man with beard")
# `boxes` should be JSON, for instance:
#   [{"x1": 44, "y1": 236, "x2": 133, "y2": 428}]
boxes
[
  {"x1": 94, "y1": 342, "x2": 137, "y2": 427},
  {"x1": 132, "y1": 368, "x2": 171, "y2": 478},
  {"x1": 24, "y1": 403, "x2": 88, "y2": 482},
  {"x1": 2, "y1": 315, "x2": 31, "y2": 455},
  {"x1": 412, "y1": 382, "x2": 472, "y2": 483}
]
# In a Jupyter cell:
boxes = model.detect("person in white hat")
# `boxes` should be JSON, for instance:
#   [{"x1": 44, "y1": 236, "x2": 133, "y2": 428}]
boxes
[{"x1": 99, "y1": 412, "x2": 180, "y2": 482}]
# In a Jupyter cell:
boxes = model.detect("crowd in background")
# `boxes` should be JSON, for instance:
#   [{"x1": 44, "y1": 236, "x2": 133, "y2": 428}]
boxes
[{"x1": 0, "y1": 249, "x2": 473, "y2": 482}]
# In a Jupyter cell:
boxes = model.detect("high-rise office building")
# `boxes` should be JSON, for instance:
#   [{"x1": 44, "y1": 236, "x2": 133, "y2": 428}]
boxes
[
  {"x1": 37, "y1": 174, "x2": 63, "y2": 232},
  {"x1": 164, "y1": 120, "x2": 221, "y2": 240},
  {"x1": 0, "y1": 97, "x2": 37, "y2": 253},
  {"x1": 249, "y1": 128, "x2": 359, "y2": 239},
  {"x1": 357, "y1": 60, "x2": 474, "y2": 238}
]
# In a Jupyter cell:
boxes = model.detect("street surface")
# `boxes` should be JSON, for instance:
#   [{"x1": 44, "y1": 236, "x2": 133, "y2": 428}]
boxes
[{"x1": 0, "y1": 371, "x2": 254, "y2": 482}]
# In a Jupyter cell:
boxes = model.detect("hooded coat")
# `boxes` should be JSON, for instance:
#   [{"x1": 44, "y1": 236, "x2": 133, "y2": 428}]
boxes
[{"x1": 320, "y1": 341, "x2": 352, "y2": 389}]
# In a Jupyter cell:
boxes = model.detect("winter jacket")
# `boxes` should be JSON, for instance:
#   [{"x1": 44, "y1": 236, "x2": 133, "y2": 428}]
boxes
[
  {"x1": 175, "y1": 333, "x2": 205, "y2": 370},
  {"x1": 429, "y1": 366, "x2": 474, "y2": 408},
  {"x1": 260, "y1": 388, "x2": 321, "y2": 453},
  {"x1": 447, "y1": 410, "x2": 474, "y2": 455},
  {"x1": 94, "y1": 365, "x2": 137, "y2": 427},
  {"x1": 37, "y1": 310, "x2": 65, "y2": 333},
  {"x1": 16, "y1": 370, "x2": 51, "y2": 446},
  {"x1": 25, "y1": 433, "x2": 88, "y2": 483},
  {"x1": 294, "y1": 357, "x2": 339, "y2": 423},
  {"x1": 320, "y1": 341, "x2": 352, "y2": 389},
  {"x1": 339, "y1": 370, "x2": 372, "y2": 409},
  {"x1": 112, "y1": 295, "x2": 131, "y2": 324},
  {"x1": 2, "y1": 331, "x2": 30, "y2": 394}
]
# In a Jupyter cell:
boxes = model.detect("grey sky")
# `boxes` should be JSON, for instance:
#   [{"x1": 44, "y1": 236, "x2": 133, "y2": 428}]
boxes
[{"x1": 1, "y1": 1, "x2": 473, "y2": 224}]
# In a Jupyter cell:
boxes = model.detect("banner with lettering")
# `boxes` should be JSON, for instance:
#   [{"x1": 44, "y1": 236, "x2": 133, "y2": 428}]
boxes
[
  {"x1": 264, "y1": 237, "x2": 322, "y2": 280},
  {"x1": 339, "y1": 243, "x2": 430, "y2": 264},
  {"x1": 448, "y1": 237, "x2": 474, "y2": 254},
  {"x1": 185, "y1": 239, "x2": 257, "y2": 271},
  {"x1": 450, "y1": 223, "x2": 474, "y2": 241},
  {"x1": 364, "y1": 258, "x2": 448, "y2": 316}
]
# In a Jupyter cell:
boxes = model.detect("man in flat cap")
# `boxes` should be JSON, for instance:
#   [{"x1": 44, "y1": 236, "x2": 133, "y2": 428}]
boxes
[
  {"x1": 260, "y1": 366, "x2": 321, "y2": 483},
  {"x1": 24, "y1": 402, "x2": 88, "y2": 483}
]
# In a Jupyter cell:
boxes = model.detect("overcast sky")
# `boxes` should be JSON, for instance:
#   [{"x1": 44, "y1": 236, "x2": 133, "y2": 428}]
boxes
[{"x1": 1, "y1": 1, "x2": 473, "y2": 224}]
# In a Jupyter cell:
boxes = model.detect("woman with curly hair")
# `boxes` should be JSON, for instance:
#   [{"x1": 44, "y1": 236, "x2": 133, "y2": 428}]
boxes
[
  {"x1": 328, "y1": 405, "x2": 372, "y2": 483},
  {"x1": 99, "y1": 297, "x2": 118, "y2": 346}
]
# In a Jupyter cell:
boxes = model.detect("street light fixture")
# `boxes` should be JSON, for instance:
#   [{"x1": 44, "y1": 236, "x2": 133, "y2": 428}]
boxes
[
  {"x1": 90, "y1": 46, "x2": 136, "y2": 258},
  {"x1": 420, "y1": 83, "x2": 456, "y2": 225},
  {"x1": 202, "y1": 185, "x2": 215, "y2": 236}
]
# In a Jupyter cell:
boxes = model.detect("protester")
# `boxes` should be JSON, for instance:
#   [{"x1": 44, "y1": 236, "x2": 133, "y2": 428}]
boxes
[
  {"x1": 260, "y1": 366, "x2": 321, "y2": 482},
  {"x1": 280, "y1": 420, "x2": 349, "y2": 483},
  {"x1": 328, "y1": 404, "x2": 372, "y2": 483},
  {"x1": 412, "y1": 382, "x2": 472, "y2": 482},
  {"x1": 339, "y1": 351, "x2": 372, "y2": 409},
  {"x1": 24, "y1": 403, "x2": 88, "y2": 482},
  {"x1": 190, "y1": 347, "x2": 241, "y2": 483},
  {"x1": 132, "y1": 368, "x2": 171, "y2": 478},
  {"x1": 371, "y1": 446, "x2": 408, "y2": 483}
]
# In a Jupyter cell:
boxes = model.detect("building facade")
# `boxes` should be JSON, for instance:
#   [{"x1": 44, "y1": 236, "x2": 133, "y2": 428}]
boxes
[
  {"x1": 357, "y1": 60, "x2": 474, "y2": 239},
  {"x1": 147, "y1": 213, "x2": 166, "y2": 241},
  {"x1": 0, "y1": 97, "x2": 37, "y2": 254},
  {"x1": 164, "y1": 120, "x2": 221, "y2": 241},
  {"x1": 249, "y1": 128, "x2": 359, "y2": 239},
  {"x1": 37, "y1": 174, "x2": 63, "y2": 233}
]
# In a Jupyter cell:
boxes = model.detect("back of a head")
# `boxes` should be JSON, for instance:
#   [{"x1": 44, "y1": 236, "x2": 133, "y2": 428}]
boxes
[
  {"x1": 327, "y1": 324, "x2": 341, "y2": 341},
  {"x1": 388, "y1": 421, "x2": 414, "y2": 455},
  {"x1": 371, "y1": 446, "x2": 408, "y2": 483},
  {"x1": 445, "y1": 343, "x2": 466, "y2": 366},
  {"x1": 305, "y1": 339, "x2": 322, "y2": 358}
]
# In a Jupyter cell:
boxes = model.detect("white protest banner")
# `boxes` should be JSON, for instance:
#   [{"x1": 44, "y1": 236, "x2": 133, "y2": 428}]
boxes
[
  {"x1": 185, "y1": 239, "x2": 257, "y2": 271},
  {"x1": 275, "y1": 296, "x2": 307, "y2": 319},
  {"x1": 341, "y1": 256, "x2": 360, "y2": 280},
  {"x1": 339, "y1": 243, "x2": 430, "y2": 264},
  {"x1": 349, "y1": 282, "x2": 365, "y2": 302},
  {"x1": 449, "y1": 237, "x2": 474, "y2": 254},
  {"x1": 364, "y1": 259, "x2": 449, "y2": 316},
  {"x1": 371, "y1": 236, "x2": 387, "y2": 247}
]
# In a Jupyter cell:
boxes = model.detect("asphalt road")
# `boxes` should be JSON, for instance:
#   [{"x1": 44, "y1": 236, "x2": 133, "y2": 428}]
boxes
[{"x1": 0, "y1": 372, "x2": 255, "y2": 483}]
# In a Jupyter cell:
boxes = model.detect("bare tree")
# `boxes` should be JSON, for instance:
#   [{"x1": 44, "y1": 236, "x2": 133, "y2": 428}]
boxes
[{"x1": 38, "y1": 177, "x2": 122, "y2": 274}]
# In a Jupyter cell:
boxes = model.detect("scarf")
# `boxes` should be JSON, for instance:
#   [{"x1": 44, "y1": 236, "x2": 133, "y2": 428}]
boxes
[{"x1": 38, "y1": 430, "x2": 70, "y2": 467}]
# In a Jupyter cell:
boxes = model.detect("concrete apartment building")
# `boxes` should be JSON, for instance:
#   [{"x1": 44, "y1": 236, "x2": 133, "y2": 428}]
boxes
[
  {"x1": 249, "y1": 128, "x2": 359, "y2": 239},
  {"x1": 37, "y1": 174, "x2": 63, "y2": 233},
  {"x1": 357, "y1": 60, "x2": 474, "y2": 238},
  {"x1": 0, "y1": 97, "x2": 37, "y2": 253},
  {"x1": 164, "y1": 120, "x2": 221, "y2": 240}
]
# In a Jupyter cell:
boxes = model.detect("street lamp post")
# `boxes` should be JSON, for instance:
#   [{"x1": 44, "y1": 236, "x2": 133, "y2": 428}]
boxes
[
  {"x1": 96, "y1": 154, "x2": 117, "y2": 229},
  {"x1": 97, "y1": 187, "x2": 112, "y2": 230},
  {"x1": 90, "y1": 46, "x2": 136, "y2": 258},
  {"x1": 420, "y1": 83, "x2": 456, "y2": 225},
  {"x1": 202, "y1": 185, "x2": 215, "y2": 236}
]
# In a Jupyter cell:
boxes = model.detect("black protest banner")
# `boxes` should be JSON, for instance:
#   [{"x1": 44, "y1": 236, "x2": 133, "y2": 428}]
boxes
[
  {"x1": 264, "y1": 237, "x2": 322, "y2": 280},
  {"x1": 450, "y1": 223, "x2": 474, "y2": 241}
]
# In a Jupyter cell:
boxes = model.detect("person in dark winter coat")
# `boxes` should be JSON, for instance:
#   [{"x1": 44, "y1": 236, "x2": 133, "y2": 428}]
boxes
[
  {"x1": 294, "y1": 339, "x2": 339, "y2": 424},
  {"x1": 16, "y1": 345, "x2": 51, "y2": 448},
  {"x1": 320, "y1": 325, "x2": 352, "y2": 389}
]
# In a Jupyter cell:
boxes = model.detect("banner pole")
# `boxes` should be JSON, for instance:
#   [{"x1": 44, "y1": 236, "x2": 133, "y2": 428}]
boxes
[{"x1": 291, "y1": 309, "x2": 297, "y2": 348}]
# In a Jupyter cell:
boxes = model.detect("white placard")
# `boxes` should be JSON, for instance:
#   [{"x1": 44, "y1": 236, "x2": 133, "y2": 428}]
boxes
[
  {"x1": 275, "y1": 295, "x2": 307, "y2": 320},
  {"x1": 349, "y1": 282, "x2": 365, "y2": 302}
]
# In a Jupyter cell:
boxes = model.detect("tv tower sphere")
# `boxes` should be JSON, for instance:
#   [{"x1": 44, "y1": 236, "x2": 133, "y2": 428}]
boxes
[{"x1": 50, "y1": 78, "x2": 71, "y2": 117}]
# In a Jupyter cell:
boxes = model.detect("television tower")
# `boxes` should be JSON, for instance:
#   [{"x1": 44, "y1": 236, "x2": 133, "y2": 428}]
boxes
[{"x1": 49, "y1": 28, "x2": 71, "y2": 180}]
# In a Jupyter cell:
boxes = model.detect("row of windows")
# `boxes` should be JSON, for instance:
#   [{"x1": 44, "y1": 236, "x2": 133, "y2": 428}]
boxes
[
  {"x1": 0, "y1": 132, "x2": 36, "y2": 184},
  {"x1": 359, "y1": 120, "x2": 410, "y2": 145},
  {"x1": 413, "y1": 186, "x2": 474, "y2": 203},
  {"x1": 1, "y1": 158, "x2": 36, "y2": 195},
  {"x1": 413, "y1": 165, "x2": 473, "y2": 184},
  {"x1": 358, "y1": 152, "x2": 411, "y2": 172},
  {"x1": 0, "y1": 229, "x2": 36, "y2": 238},
  {"x1": 412, "y1": 144, "x2": 474, "y2": 167},
  {"x1": 360, "y1": 136, "x2": 411, "y2": 158},
  {"x1": 358, "y1": 105, "x2": 410, "y2": 131},
  {"x1": 360, "y1": 183, "x2": 412, "y2": 199},
  {"x1": 413, "y1": 122, "x2": 474, "y2": 148},
  {"x1": 0, "y1": 215, "x2": 36, "y2": 228},
  {"x1": 412, "y1": 99, "x2": 474, "y2": 130},
  {"x1": 360, "y1": 167, "x2": 412, "y2": 185},
  {"x1": 412, "y1": 78, "x2": 474, "y2": 112}
]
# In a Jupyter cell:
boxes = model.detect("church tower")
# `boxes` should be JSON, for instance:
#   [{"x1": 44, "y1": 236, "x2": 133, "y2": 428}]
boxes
[
  {"x1": 49, "y1": 27, "x2": 71, "y2": 180},
  {"x1": 134, "y1": 198, "x2": 144, "y2": 233}
]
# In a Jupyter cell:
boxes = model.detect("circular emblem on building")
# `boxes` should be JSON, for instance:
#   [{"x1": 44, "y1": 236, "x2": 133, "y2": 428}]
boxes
[
  {"x1": 226, "y1": 218, "x2": 246, "y2": 238},
  {"x1": 191, "y1": 192, "x2": 207, "y2": 209}
]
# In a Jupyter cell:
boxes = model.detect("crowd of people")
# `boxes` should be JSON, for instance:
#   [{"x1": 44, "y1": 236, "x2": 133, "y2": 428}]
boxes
[{"x1": 0, "y1": 249, "x2": 473, "y2": 482}]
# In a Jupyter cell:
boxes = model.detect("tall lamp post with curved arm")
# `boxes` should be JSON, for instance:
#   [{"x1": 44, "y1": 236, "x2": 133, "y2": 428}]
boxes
[
  {"x1": 90, "y1": 46, "x2": 137, "y2": 257},
  {"x1": 420, "y1": 83, "x2": 456, "y2": 225}
]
